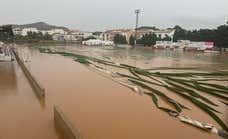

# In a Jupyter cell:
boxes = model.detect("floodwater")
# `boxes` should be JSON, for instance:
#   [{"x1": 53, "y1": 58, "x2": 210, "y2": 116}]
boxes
[
  {"x1": 0, "y1": 61, "x2": 60, "y2": 139},
  {"x1": 2, "y1": 44, "x2": 228, "y2": 139}
]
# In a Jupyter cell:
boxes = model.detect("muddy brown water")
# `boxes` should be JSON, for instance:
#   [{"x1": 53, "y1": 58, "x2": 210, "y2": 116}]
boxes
[
  {"x1": 0, "y1": 62, "x2": 60, "y2": 139},
  {"x1": 1, "y1": 45, "x2": 228, "y2": 139}
]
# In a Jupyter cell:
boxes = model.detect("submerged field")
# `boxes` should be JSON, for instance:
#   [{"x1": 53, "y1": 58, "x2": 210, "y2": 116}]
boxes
[
  {"x1": 2, "y1": 45, "x2": 228, "y2": 139},
  {"x1": 37, "y1": 45, "x2": 228, "y2": 138}
]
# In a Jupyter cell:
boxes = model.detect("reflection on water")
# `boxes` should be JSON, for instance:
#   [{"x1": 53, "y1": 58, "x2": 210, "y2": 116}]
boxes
[{"x1": 0, "y1": 62, "x2": 17, "y2": 91}]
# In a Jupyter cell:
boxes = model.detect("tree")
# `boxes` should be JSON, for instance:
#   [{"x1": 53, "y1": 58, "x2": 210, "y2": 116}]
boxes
[
  {"x1": 173, "y1": 25, "x2": 188, "y2": 42},
  {"x1": 92, "y1": 32, "x2": 102, "y2": 36},
  {"x1": 43, "y1": 32, "x2": 52, "y2": 40},
  {"x1": 0, "y1": 25, "x2": 14, "y2": 42},
  {"x1": 12, "y1": 31, "x2": 53, "y2": 43},
  {"x1": 129, "y1": 35, "x2": 135, "y2": 46},
  {"x1": 157, "y1": 35, "x2": 162, "y2": 41},
  {"x1": 162, "y1": 35, "x2": 172, "y2": 41},
  {"x1": 172, "y1": 22, "x2": 228, "y2": 48},
  {"x1": 138, "y1": 33, "x2": 156, "y2": 46},
  {"x1": 113, "y1": 34, "x2": 127, "y2": 44},
  {"x1": 215, "y1": 24, "x2": 228, "y2": 48},
  {"x1": 83, "y1": 36, "x2": 96, "y2": 41}
]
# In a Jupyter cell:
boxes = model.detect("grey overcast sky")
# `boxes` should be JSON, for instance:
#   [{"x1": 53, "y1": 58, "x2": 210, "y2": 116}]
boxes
[{"x1": 0, "y1": 0, "x2": 228, "y2": 31}]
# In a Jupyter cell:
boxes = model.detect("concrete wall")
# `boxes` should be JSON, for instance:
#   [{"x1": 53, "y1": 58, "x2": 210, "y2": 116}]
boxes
[
  {"x1": 13, "y1": 50, "x2": 45, "y2": 99},
  {"x1": 54, "y1": 106, "x2": 82, "y2": 139}
]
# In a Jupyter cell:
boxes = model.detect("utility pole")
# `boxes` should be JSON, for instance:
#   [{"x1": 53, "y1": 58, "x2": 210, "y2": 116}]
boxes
[{"x1": 134, "y1": 9, "x2": 140, "y2": 46}]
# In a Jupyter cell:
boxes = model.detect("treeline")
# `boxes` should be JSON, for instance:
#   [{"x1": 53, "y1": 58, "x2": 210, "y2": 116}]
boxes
[
  {"x1": 113, "y1": 34, "x2": 128, "y2": 44},
  {"x1": 173, "y1": 22, "x2": 228, "y2": 47},
  {"x1": 114, "y1": 33, "x2": 171, "y2": 46},
  {"x1": 0, "y1": 25, "x2": 14, "y2": 42},
  {"x1": 13, "y1": 32, "x2": 53, "y2": 43},
  {"x1": 0, "y1": 29, "x2": 53, "y2": 43},
  {"x1": 114, "y1": 21, "x2": 228, "y2": 47}
]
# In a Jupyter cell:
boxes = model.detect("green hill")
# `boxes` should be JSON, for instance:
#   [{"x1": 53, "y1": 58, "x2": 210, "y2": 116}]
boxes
[{"x1": 12, "y1": 22, "x2": 69, "y2": 31}]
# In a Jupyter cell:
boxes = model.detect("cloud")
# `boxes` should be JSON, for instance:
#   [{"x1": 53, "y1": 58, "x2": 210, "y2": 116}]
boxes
[{"x1": 0, "y1": 0, "x2": 227, "y2": 31}]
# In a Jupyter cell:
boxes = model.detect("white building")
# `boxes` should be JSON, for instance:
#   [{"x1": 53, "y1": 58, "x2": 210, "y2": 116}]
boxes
[
  {"x1": 137, "y1": 29, "x2": 175, "y2": 40},
  {"x1": 52, "y1": 34, "x2": 65, "y2": 41},
  {"x1": 101, "y1": 28, "x2": 175, "y2": 44},
  {"x1": 13, "y1": 27, "x2": 67, "y2": 36},
  {"x1": 63, "y1": 34, "x2": 78, "y2": 42},
  {"x1": 154, "y1": 30, "x2": 175, "y2": 39},
  {"x1": 13, "y1": 28, "x2": 22, "y2": 35},
  {"x1": 21, "y1": 28, "x2": 39, "y2": 36},
  {"x1": 13, "y1": 27, "x2": 39, "y2": 36},
  {"x1": 82, "y1": 39, "x2": 114, "y2": 46},
  {"x1": 40, "y1": 29, "x2": 66, "y2": 35},
  {"x1": 0, "y1": 41, "x2": 4, "y2": 46},
  {"x1": 82, "y1": 32, "x2": 93, "y2": 38},
  {"x1": 176, "y1": 40, "x2": 191, "y2": 49},
  {"x1": 185, "y1": 41, "x2": 214, "y2": 51},
  {"x1": 70, "y1": 31, "x2": 94, "y2": 39},
  {"x1": 52, "y1": 34, "x2": 79, "y2": 42},
  {"x1": 101, "y1": 29, "x2": 134, "y2": 44},
  {"x1": 155, "y1": 41, "x2": 173, "y2": 49},
  {"x1": 163, "y1": 40, "x2": 215, "y2": 51}
]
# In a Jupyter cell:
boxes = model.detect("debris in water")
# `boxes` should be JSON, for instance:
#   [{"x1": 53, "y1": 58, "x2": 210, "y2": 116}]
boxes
[{"x1": 38, "y1": 47, "x2": 228, "y2": 134}]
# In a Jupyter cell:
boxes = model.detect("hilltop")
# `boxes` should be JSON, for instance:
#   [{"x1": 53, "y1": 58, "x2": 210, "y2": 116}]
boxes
[{"x1": 12, "y1": 22, "x2": 70, "y2": 31}]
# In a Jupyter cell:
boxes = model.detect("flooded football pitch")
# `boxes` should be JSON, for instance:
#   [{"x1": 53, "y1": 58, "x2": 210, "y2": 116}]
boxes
[{"x1": 1, "y1": 45, "x2": 228, "y2": 139}]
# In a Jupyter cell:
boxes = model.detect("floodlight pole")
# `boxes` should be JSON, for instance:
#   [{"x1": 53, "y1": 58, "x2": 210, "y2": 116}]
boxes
[{"x1": 134, "y1": 9, "x2": 140, "y2": 46}]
